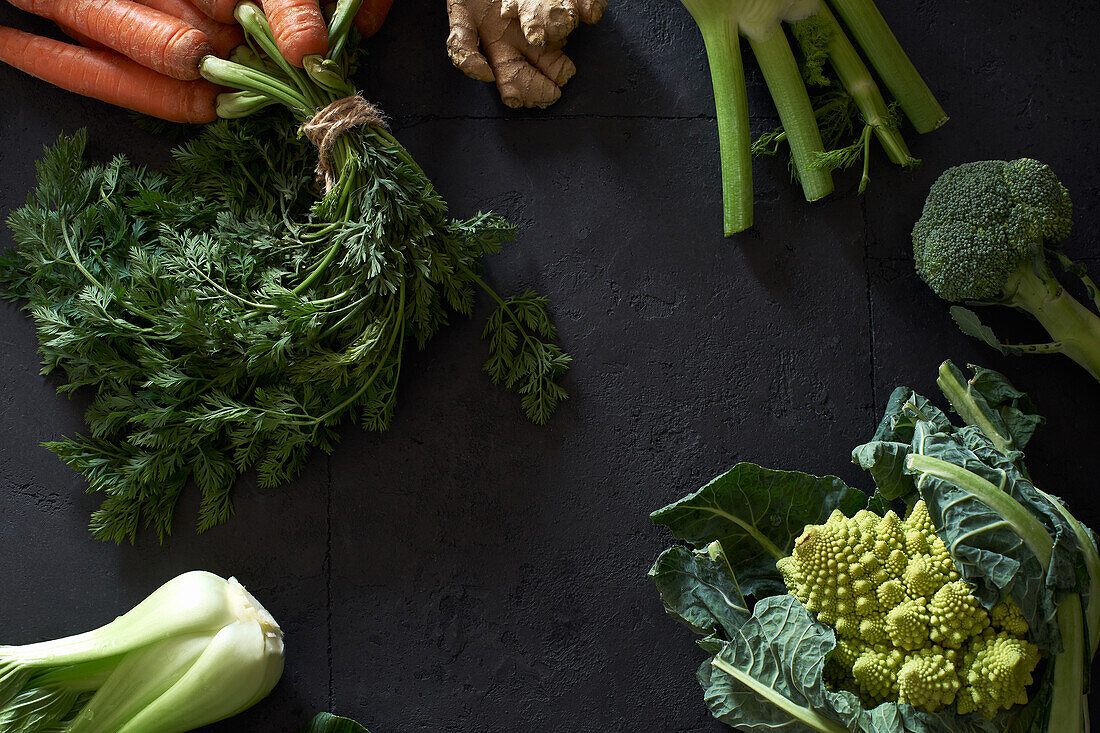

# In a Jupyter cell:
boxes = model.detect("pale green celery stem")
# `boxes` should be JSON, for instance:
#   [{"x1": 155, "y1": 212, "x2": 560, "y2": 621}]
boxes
[
  {"x1": 27, "y1": 657, "x2": 122, "y2": 690},
  {"x1": 814, "y1": 5, "x2": 912, "y2": 165},
  {"x1": 748, "y1": 29, "x2": 833, "y2": 202},
  {"x1": 826, "y1": 0, "x2": 946, "y2": 133},
  {"x1": 1047, "y1": 597, "x2": 1088, "y2": 733},
  {"x1": 114, "y1": 621, "x2": 282, "y2": 733},
  {"x1": 1007, "y1": 257, "x2": 1100, "y2": 382},
  {"x1": 710, "y1": 657, "x2": 847, "y2": 733},
  {"x1": 1037, "y1": 488, "x2": 1100, "y2": 658},
  {"x1": 67, "y1": 634, "x2": 213, "y2": 733},
  {"x1": 0, "y1": 574, "x2": 240, "y2": 667},
  {"x1": 695, "y1": 17, "x2": 753, "y2": 235},
  {"x1": 934, "y1": 360, "x2": 1016, "y2": 455}
]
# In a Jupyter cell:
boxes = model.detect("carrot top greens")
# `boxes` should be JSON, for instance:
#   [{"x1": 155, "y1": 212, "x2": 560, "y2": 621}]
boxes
[{"x1": 0, "y1": 0, "x2": 569, "y2": 542}]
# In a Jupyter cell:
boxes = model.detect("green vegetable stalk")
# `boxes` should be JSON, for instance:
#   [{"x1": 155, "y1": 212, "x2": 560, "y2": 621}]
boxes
[
  {"x1": 649, "y1": 361, "x2": 1097, "y2": 731},
  {"x1": 681, "y1": 0, "x2": 944, "y2": 234},
  {"x1": 0, "y1": 572, "x2": 283, "y2": 732},
  {"x1": 913, "y1": 158, "x2": 1100, "y2": 383},
  {"x1": 1, "y1": 0, "x2": 570, "y2": 541}
]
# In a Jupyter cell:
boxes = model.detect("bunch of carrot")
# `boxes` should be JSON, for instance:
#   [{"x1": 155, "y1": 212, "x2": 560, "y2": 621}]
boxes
[{"x1": 0, "y1": 0, "x2": 394, "y2": 123}]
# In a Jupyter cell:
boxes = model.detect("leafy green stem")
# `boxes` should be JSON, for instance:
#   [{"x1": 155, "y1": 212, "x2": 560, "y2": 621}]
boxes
[
  {"x1": 934, "y1": 361, "x2": 1016, "y2": 456},
  {"x1": 905, "y1": 452, "x2": 1053, "y2": 567},
  {"x1": 747, "y1": 29, "x2": 832, "y2": 201},
  {"x1": 60, "y1": 226, "x2": 104, "y2": 291},
  {"x1": 1048, "y1": 597, "x2": 1088, "y2": 733},
  {"x1": 813, "y1": 4, "x2": 914, "y2": 168},
  {"x1": 470, "y1": 271, "x2": 542, "y2": 354},
  {"x1": 235, "y1": 2, "x2": 326, "y2": 110},
  {"x1": 313, "y1": 283, "x2": 405, "y2": 425},
  {"x1": 1006, "y1": 253, "x2": 1100, "y2": 381},
  {"x1": 695, "y1": 18, "x2": 753, "y2": 234},
  {"x1": 325, "y1": 0, "x2": 364, "y2": 62},
  {"x1": 200, "y1": 57, "x2": 310, "y2": 111},
  {"x1": 826, "y1": 0, "x2": 947, "y2": 133},
  {"x1": 1037, "y1": 488, "x2": 1100, "y2": 657}
]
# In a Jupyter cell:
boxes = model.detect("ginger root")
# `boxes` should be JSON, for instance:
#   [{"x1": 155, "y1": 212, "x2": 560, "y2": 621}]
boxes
[{"x1": 446, "y1": 0, "x2": 606, "y2": 108}]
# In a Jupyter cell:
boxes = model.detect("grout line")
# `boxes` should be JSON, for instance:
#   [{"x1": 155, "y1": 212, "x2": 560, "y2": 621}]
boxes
[
  {"x1": 861, "y1": 196, "x2": 878, "y2": 423},
  {"x1": 388, "y1": 112, "x2": 788, "y2": 128},
  {"x1": 325, "y1": 453, "x2": 334, "y2": 710}
]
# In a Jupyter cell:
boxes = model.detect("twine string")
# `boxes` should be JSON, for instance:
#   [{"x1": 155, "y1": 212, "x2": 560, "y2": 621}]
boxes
[{"x1": 301, "y1": 95, "x2": 388, "y2": 192}]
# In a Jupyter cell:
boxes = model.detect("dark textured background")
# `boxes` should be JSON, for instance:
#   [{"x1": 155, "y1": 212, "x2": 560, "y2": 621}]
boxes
[{"x1": 1, "y1": 1, "x2": 1099, "y2": 730}]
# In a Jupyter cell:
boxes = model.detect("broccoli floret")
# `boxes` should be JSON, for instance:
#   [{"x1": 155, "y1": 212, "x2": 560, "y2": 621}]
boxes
[
  {"x1": 912, "y1": 159, "x2": 1100, "y2": 382},
  {"x1": 912, "y1": 158, "x2": 1071, "y2": 301},
  {"x1": 780, "y1": 501, "x2": 1040, "y2": 717}
]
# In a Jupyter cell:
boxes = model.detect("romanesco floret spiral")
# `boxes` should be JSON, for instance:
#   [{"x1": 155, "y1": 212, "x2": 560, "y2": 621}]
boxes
[
  {"x1": 885, "y1": 597, "x2": 931, "y2": 651},
  {"x1": 877, "y1": 579, "x2": 906, "y2": 608},
  {"x1": 875, "y1": 513, "x2": 906, "y2": 560},
  {"x1": 897, "y1": 648, "x2": 961, "y2": 712},
  {"x1": 990, "y1": 598, "x2": 1030, "y2": 637},
  {"x1": 781, "y1": 501, "x2": 1040, "y2": 718},
  {"x1": 852, "y1": 648, "x2": 903, "y2": 702},
  {"x1": 929, "y1": 581, "x2": 990, "y2": 648},
  {"x1": 956, "y1": 631, "x2": 1040, "y2": 718},
  {"x1": 902, "y1": 556, "x2": 941, "y2": 599}
]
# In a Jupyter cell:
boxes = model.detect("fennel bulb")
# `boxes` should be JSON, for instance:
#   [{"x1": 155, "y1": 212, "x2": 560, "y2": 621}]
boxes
[{"x1": 0, "y1": 571, "x2": 284, "y2": 733}]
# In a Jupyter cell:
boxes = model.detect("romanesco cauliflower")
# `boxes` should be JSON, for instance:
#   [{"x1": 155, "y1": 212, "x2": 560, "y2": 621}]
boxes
[{"x1": 776, "y1": 501, "x2": 1040, "y2": 717}]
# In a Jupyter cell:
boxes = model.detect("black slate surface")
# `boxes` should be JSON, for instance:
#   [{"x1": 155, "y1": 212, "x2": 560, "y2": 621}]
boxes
[{"x1": 1, "y1": 1, "x2": 1099, "y2": 731}]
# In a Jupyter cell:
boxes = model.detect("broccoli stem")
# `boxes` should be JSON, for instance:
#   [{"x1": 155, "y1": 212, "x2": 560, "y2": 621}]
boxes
[
  {"x1": 748, "y1": 29, "x2": 833, "y2": 202},
  {"x1": 813, "y1": 5, "x2": 914, "y2": 167},
  {"x1": 1008, "y1": 254, "x2": 1100, "y2": 382},
  {"x1": 697, "y1": 19, "x2": 754, "y2": 235},
  {"x1": 825, "y1": 0, "x2": 947, "y2": 134}
]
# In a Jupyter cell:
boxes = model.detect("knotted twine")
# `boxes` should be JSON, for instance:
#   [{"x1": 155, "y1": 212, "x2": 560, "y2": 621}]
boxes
[{"x1": 301, "y1": 95, "x2": 388, "y2": 193}]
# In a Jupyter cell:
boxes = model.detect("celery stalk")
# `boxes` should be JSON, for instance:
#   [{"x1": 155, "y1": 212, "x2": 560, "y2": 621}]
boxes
[
  {"x1": 697, "y1": 18, "x2": 754, "y2": 234},
  {"x1": 813, "y1": 4, "x2": 914, "y2": 166},
  {"x1": 748, "y1": 29, "x2": 834, "y2": 202},
  {"x1": 826, "y1": 0, "x2": 946, "y2": 133}
]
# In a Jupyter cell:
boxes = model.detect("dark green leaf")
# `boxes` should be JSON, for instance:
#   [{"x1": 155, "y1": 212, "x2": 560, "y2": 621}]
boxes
[
  {"x1": 851, "y1": 440, "x2": 916, "y2": 504},
  {"x1": 951, "y1": 306, "x2": 1007, "y2": 354},
  {"x1": 700, "y1": 595, "x2": 1000, "y2": 733},
  {"x1": 303, "y1": 712, "x2": 370, "y2": 733},
  {"x1": 649, "y1": 544, "x2": 749, "y2": 639},
  {"x1": 651, "y1": 463, "x2": 866, "y2": 598}
]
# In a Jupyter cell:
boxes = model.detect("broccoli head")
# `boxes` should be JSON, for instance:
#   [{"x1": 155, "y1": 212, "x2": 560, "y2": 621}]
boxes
[
  {"x1": 912, "y1": 158, "x2": 1072, "y2": 302},
  {"x1": 911, "y1": 159, "x2": 1100, "y2": 383}
]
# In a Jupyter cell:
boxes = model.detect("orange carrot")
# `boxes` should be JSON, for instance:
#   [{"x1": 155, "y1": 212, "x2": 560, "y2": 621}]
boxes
[
  {"x1": 55, "y1": 22, "x2": 107, "y2": 51},
  {"x1": 0, "y1": 26, "x2": 219, "y2": 123},
  {"x1": 191, "y1": 0, "x2": 239, "y2": 24},
  {"x1": 260, "y1": 0, "x2": 328, "y2": 67},
  {"x1": 353, "y1": 0, "x2": 393, "y2": 39},
  {"x1": 135, "y1": 0, "x2": 245, "y2": 57},
  {"x1": 7, "y1": 0, "x2": 213, "y2": 80}
]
